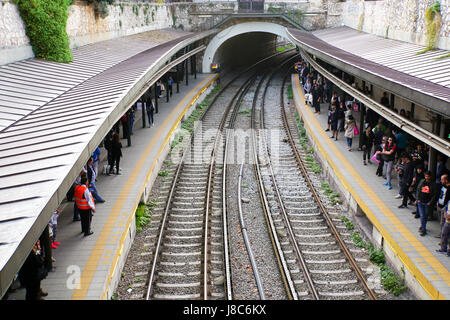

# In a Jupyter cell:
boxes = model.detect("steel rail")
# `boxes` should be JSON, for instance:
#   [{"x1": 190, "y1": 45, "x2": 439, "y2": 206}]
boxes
[
  {"x1": 257, "y1": 62, "x2": 320, "y2": 300},
  {"x1": 299, "y1": 49, "x2": 450, "y2": 158},
  {"x1": 223, "y1": 72, "x2": 267, "y2": 300},
  {"x1": 203, "y1": 75, "x2": 256, "y2": 299},
  {"x1": 250, "y1": 56, "x2": 301, "y2": 300},
  {"x1": 237, "y1": 164, "x2": 267, "y2": 299},
  {"x1": 144, "y1": 51, "x2": 294, "y2": 300},
  {"x1": 280, "y1": 72, "x2": 378, "y2": 300}
]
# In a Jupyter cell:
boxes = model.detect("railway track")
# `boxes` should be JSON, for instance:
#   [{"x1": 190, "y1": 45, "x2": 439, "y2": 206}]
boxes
[
  {"x1": 251, "y1": 66, "x2": 378, "y2": 300},
  {"x1": 144, "y1": 52, "x2": 295, "y2": 300}
]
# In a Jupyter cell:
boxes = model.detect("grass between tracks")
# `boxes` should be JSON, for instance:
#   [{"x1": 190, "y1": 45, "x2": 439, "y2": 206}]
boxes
[
  {"x1": 135, "y1": 200, "x2": 157, "y2": 233},
  {"x1": 341, "y1": 216, "x2": 407, "y2": 296}
]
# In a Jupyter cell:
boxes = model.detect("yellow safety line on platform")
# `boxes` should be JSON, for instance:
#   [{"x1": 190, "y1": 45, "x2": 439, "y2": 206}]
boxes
[
  {"x1": 293, "y1": 75, "x2": 448, "y2": 300},
  {"x1": 72, "y1": 74, "x2": 218, "y2": 300}
]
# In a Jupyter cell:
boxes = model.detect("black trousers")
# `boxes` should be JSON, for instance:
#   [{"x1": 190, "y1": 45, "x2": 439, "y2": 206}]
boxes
[
  {"x1": 79, "y1": 209, "x2": 92, "y2": 235},
  {"x1": 401, "y1": 184, "x2": 416, "y2": 206},
  {"x1": 25, "y1": 282, "x2": 40, "y2": 300},
  {"x1": 111, "y1": 156, "x2": 120, "y2": 174},
  {"x1": 376, "y1": 159, "x2": 384, "y2": 175},
  {"x1": 107, "y1": 149, "x2": 113, "y2": 168},
  {"x1": 147, "y1": 111, "x2": 154, "y2": 125}
]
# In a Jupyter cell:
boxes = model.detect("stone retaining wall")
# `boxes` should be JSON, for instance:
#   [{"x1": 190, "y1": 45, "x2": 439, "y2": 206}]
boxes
[{"x1": 342, "y1": 0, "x2": 450, "y2": 50}]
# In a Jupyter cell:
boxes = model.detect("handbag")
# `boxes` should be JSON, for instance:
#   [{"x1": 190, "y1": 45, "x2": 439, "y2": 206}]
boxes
[
  {"x1": 371, "y1": 152, "x2": 380, "y2": 163},
  {"x1": 354, "y1": 125, "x2": 359, "y2": 135}
]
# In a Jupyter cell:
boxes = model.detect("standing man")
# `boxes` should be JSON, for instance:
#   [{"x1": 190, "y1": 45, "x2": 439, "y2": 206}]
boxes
[
  {"x1": 92, "y1": 147, "x2": 101, "y2": 176},
  {"x1": 146, "y1": 98, "x2": 155, "y2": 127},
  {"x1": 74, "y1": 176, "x2": 96, "y2": 236},
  {"x1": 415, "y1": 171, "x2": 437, "y2": 236},
  {"x1": 72, "y1": 168, "x2": 86, "y2": 221},
  {"x1": 435, "y1": 174, "x2": 449, "y2": 238},
  {"x1": 436, "y1": 204, "x2": 450, "y2": 256},
  {"x1": 87, "y1": 157, "x2": 105, "y2": 203},
  {"x1": 168, "y1": 76, "x2": 174, "y2": 97}
]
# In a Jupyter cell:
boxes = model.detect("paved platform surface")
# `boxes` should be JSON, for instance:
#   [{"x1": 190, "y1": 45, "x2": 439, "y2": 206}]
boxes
[
  {"x1": 292, "y1": 75, "x2": 449, "y2": 300},
  {"x1": 7, "y1": 73, "x2": 217, "y2": 300}
]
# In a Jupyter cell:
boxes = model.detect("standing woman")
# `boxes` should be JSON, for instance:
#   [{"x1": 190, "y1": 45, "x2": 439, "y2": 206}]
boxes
[
  {"x1": 380, "y1": 136, "x2": 397, "y2": 190},
  {"x1": 337, "y1": 101, "x2": 345, "y2": 134},
  {"x1": 361, "y1": 125, "x2": 374, "y2": 165},
  {"x1": 344, "y1": 115, "x2": 356, "y2": 151},
  {"x1": 104, "y1": 131, "x2": 114, "y2": 175},
  {"x1": 110, "y1": 133, "x2": 123, "y2": 175},
  {"x1": 312, "y1": 83, "x2": 321, "y2": 114}
]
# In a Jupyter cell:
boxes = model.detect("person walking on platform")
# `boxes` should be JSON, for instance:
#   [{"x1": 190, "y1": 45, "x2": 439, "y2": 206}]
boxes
[
  {"x1": 110, "y1": 133, "x2": 123, "y2": 175},
  {"x1": 415, "y1": 171, "x2": 437, "y2": 236},
  {"x1": 380, "y1": 136, "x2": 397, "y2": 190},
  {"x1": 146, "y1": 99, "x2": 155, "y2": 127},
  {"x1": 74, "y1": 176, "x2": 95, "y2": 236},
  {"x1": 436, "y1": 204, "x2": 450, "y2": 256}
]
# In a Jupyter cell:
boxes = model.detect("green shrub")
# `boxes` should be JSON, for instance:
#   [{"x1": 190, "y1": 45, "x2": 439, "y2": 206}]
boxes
[
  {"x1": 15, "y1": 0, "x2": 73, "y2": 63},
  {"x1": 135, "y1": 203, "x2": 150, "y2": 233}
]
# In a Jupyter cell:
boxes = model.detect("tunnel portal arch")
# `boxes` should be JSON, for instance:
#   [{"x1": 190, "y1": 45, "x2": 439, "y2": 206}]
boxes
[{"x1": 202, "y1": 22, "x2": 293, "y2": 73}]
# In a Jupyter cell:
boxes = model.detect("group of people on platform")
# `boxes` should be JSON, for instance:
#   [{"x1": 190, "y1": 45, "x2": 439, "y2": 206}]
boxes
[
  {"x1": 295, "y1": 60, "x2": 449, "y2": 254},
  {"x1": 8, "y1": 73, "x2": 183, "y2": 300}
]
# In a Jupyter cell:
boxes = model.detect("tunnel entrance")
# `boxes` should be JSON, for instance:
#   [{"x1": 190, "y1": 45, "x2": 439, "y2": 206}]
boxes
[{"x1": 202, "y1": 22, "x2": 293, "y2": 73}]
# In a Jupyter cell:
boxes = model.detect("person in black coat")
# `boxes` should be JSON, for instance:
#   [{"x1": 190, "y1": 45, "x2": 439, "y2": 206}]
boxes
[
  {"x1": 329, "y1": 104, "x2": 338, "y2": 140},
  {"x1": 398, "y1": 154, "x2": 416, "y2": 208},
  {"x1": 109, "y1": 133, "x2": 122, "y2": 175},
  {"x1": 361, "y1": 125, "x2": 375, "y2": 165},
  {"x1": 18, "y1": 242, "x2": 44, "y2": 300},
  {"x1": 104, "y1": 130, "x2": 114, "y2": 174},
  {"x1": 311, "y1": 83, "x2": 321, "y2": 114}
]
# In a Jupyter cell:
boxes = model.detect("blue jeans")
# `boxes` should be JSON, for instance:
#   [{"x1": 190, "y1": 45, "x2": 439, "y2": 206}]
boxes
[
  {"x1": 417, "y1": 202, "x2": 429, "y2": 233},
  {"x1": 130, "y1": 113, "x2": 135, "y2": 134},
  {"x1": 89, "y1": 181, "x2": 104, "y2": 202},
  {"x1": 147, "y1": 111, "x2": 154, "y2": 125},
  {"x1": 346, "y1": 137, "x2": 352, "y2": 148},
  {"x1": 383, "y1": 160, "x2": 394, "y2": 184}
]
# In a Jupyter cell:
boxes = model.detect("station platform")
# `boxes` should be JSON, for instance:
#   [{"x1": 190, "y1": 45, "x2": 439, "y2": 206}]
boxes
[
  {"x1": 7, "y1": 73, "x2": 218, "y2": 300},
  {"x1": 291, "y1": 74, "x2": 449, "y2": 300}
]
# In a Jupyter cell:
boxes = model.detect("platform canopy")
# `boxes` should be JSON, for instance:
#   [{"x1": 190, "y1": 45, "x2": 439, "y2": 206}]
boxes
[
  {"x1": 0, "y1": 28, "x2": 217, "y2": 297},
  {"x1": 287, "y1": 26, "x2": 450, "y2": 118}
]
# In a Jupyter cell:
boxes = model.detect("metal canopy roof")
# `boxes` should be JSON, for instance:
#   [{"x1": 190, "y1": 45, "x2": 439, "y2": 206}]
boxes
[
  {"x1": 287, "y1": 27, "x2": 450, "y2": 118},
  {"x1": 0, "y1": 28, "x2": 216, "y2": 297}
]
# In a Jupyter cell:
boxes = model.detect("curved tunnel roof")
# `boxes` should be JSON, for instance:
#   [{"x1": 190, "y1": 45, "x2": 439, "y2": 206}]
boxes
[{"x1": 0, "y1": 28, "x2": 216, "y2": 295}]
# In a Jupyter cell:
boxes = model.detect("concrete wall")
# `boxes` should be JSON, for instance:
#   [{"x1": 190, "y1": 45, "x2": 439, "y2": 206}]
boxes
[
  {"x1": 0, "y1": 0, "x2": 345, "y2": 66},
  {"x1": 0, "y1": 0, "x2": 174, "y2": 65},
  {"x1": 341, "y1": 0, "x2": 450, "y2": 50}
]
